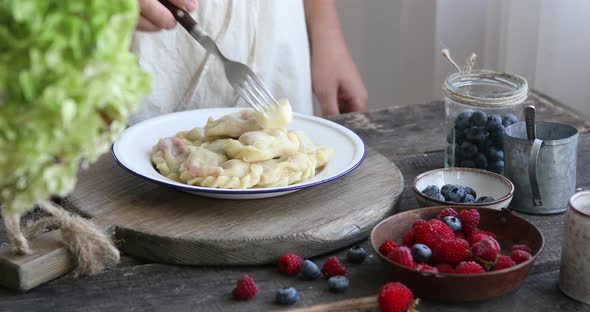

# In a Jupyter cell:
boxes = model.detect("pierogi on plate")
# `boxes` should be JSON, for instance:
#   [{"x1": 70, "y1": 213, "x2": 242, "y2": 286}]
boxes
[{"x1": 150, "y1": 99, "x2": 333, "y2": 189}]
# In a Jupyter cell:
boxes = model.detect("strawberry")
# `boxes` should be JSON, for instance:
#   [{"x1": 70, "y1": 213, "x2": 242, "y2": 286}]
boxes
[
  {"x1": 458, "y1": 209, "x2": 480, "y2": 233},
  {"x1": 471, "y1": 237, "x2": 501, "y2": 262},
  {"x1": 493, "y1": 256, "x2": 516, "y2": 271},
  {"x1": 387, "y1": 246, "x2": 413, "y2": 268},
  {"x1": 278, "y1": 253, "x2": 303, "y2": 276},
  {"x1": 466, "y1": 229, "x2": 496, "y2": 245},
  {"x1": 432, "y1": 238, "x2": 470, "y2": 266},
  {"x1": 437, "y1": 207, "x2": 459, "y2": 220},
  {"x1": 511, "y1": 250, "x2": 532, "y2": 264},
  {"x1": 232, "y1": 275, "x2": 257, "y2": 300},
  {"x1": 379, "y1": 240, "x2": 398, "y2": 256},
  {"x1": 378, "y1": 282, "x2": 419, "y2": 312},
  {"x1": 436, "y1": 263, "x2": 455, "y2": 274},
  {"x1": 455, "y1": 261, "x2": 484, "y2": 274},
  {"x1": 412, "y1": 220, "x2": 428, "y2": 228},
  {"x1": 414, "y1": 263, "x2": 439, "y2": 273},
  {"x1": 512, "y1": 244, "x2": 533, "y2": 254},
  {"x1": 402, "y1": 230, "x2": 415, "y2": 247},
  {"x1": 413, "y1": 219, "x2": 454, "y2": 249},
  {"x1": 322, "y1": 256, "x2": 346, "y2": 277}
]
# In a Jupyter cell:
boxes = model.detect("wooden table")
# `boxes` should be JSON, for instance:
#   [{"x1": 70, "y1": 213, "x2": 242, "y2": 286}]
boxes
[{"x1": 1, "y1": 90, "x2": 590, "y2": 312}]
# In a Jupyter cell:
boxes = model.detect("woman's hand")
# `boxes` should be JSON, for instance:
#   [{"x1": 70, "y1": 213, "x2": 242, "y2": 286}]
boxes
[
  {"x1": 304, "y1": 0, "x2": 368, "y2": 116},
  {"x1": 137, "y1": 0, "x2": 197, "y2": 32}
]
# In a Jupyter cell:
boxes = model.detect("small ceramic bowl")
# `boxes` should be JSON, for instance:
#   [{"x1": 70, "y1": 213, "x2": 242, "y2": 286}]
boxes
[
  {"x1": 370, "y1": 206, "x2": 544, "y2": 302},
  {"x1": 413, "y1": 167, "x2": 514, "y2": 209}
]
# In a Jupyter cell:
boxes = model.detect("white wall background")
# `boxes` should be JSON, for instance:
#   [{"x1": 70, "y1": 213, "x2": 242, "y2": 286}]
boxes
[{"x1": 336, "y1": 0, "x2": 590, "y2": 117}]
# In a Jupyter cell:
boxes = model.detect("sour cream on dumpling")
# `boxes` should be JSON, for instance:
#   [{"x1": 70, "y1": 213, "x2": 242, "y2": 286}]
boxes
[{"x1": 255, "y1": 98, "x2": 293, "y2": 129}]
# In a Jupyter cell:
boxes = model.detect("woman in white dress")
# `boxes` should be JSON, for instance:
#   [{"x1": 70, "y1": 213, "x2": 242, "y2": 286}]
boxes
[{"x1": 130, "y1": 0, "x2": 367, "y2": 124}]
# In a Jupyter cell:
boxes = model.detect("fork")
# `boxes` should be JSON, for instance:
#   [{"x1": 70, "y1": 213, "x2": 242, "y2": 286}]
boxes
[{"x1": 158, "y1": 0, "x2": 280, "y2": 112}]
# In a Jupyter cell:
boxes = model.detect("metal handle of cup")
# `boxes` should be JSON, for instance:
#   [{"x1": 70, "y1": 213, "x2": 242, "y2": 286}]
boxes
[{"x1": 529, "y1": 139, "x2": 544, "y2": 206}]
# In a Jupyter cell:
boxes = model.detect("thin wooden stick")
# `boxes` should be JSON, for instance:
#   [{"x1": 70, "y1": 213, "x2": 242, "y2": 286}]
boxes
[{"x1": 287, "y1": 296, "x2": 377, "y2": 312}]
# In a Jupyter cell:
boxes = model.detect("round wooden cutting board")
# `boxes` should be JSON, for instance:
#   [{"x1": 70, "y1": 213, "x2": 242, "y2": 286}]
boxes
[{"x1": 63, "y1": 147, "x2": 403, "y2": 265}]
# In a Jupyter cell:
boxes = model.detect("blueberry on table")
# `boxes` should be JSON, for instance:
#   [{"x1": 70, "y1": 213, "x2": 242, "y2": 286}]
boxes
[
  {"x1": 275, "y1": 287, "x2": 298, "y2": 305},
  {"x1": 442, "y1": 216, "x2": 462, "y2": 232},
  {"x1": 469, "y1": 111, "x2": 488, "y2": 127},
  {"x1": 444, "y1": 185, "x2": 466, "y2": 202},
  {"x1": 328, "y1": 276, "x2": 349, "y2": 293},
  {"x1": 298, "y1": 260, "x2": 321, "y2": 280},
  {"x1": 464, "y1": 194, "x2": 475, "y2": 203},
  {"x1": 346, "y1": 246, "x2": 367, "y2": 264},
  {"x1": 488, "y1": 159, "x2": 505, "y2": 174},
  {"x1": 411, "y1": 244, "x2": 432, "y2": 263},
  {"x1": 460, "y1": 141, "x2": 478, "y2": 158},
  {"x1": 486, "y1": 147, "x2": 504, "y2": 161},
  {"x1": 502, "y1": 113, "x2": 519, "y2": 127},
  {"x1": 460, "y1": 160, "x2": 476, "y2": 168},
  {"x1": 474, "y1": 153, "x2": 488, "y2": 169},
  {"x1": 486, "y1": 114, "x2": 503, "y2": 132},
  {"x1": 476, "y1": 196, "x2": 496, "y2": 203},
  {"x1": 464, "y1": 186, "x2": 477, "y2": 199}
]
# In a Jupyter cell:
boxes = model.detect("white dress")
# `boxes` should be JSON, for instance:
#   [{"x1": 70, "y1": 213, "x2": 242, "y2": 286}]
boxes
[{"x1": 129, "y1": 0, "x2": 313, "y2": 125}]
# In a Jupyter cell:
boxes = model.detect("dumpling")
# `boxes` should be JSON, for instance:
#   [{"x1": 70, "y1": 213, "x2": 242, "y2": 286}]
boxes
[
  {"x1": 204, "y1": 110, "x2": 262, "y2": 138},
  {"x1": 184, "y1": 159, "x2": 263, "y2": 189},
  {"x1": 200, "y1": 138, "x2": 231, "y2": 155},
  {"x1": 224, "y1": 129, "x2": 299, "y2": 162},
  {"x1": 175, "y1": 127, "x2": 205, "y2": 145},
  {"x1": 254, "y1": 98, "x2": 293, "y2": 129},
  {"x1": 179, "y1": 146, "x2": 228, "y2": 182},
  {"x1": 255, "y1": 153, "x2": 317, "y2": 188},
  {"x1": 291, "y1": 130, "x2": 333, "y2": 168},
  {"x1": 151, "y1": 137, "x2": 190, "y2": 181}
]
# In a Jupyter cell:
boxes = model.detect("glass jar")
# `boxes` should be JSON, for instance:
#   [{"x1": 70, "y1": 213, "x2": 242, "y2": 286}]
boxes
[{"x1": 444, "y1": 70, "x2": 528, "y2": 174}]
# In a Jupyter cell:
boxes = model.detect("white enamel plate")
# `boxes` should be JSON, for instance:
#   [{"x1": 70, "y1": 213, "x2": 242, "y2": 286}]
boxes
[{"x1": 112, "y1": 108, "x2": 366, "y2": 199}]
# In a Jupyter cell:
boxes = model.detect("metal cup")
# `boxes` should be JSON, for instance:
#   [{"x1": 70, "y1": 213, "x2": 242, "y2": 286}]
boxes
[
  {"x1": 559, "y1": 190, "x2": 590, "y2": 304},
  {"x1": 504, "y1": 122, "x2": 578, "y2": 214}
]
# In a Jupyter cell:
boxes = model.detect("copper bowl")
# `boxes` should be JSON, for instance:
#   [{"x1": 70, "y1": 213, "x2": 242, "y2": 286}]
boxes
[{"x1": 370, "y1": 206, "x2": 544, "y2": 302}]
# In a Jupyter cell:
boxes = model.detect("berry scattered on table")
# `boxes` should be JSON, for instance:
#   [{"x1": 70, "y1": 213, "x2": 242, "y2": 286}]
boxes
[
  {"x1": 278, "y1": 253, "x2": 303, "y2": 276},
  {"x1": 387, "y1": 246, "x2": 413, "y2": 268},
  {"x1": 327, "y1": 276, "x2": 349, "y2": 293},
  {"x1": 437, "y1": 207, "x2": 459, "y2": 220},
  {"x1": 433, "y1": 238, "x2": 470, "y2": 266},
  {"x1": 378, "y1": 282, "x2": 418, "y2": 312},
  {"x1": 232, "y1": 275, "x2": 257, "y2": 301},
  {"x1": 511, "y1": 250, "x2": 532, "y2": 264},
  {"x1": 298, "y1": 260, "x2": 321, "y2": 280},
  {"x1": 379, "y1": 240, "x2": 398, "y2": 256},
  {"x1": 442, "y1": 216, "x2": 462, "y2": 232},
  {"x1": 346, "y1": 246, "x2": 368, "y2": 264},
  {"x1": 458, "y1": 209, "x2": 480, "y2": 233},
  {"x1": 512, "y1": 244, "x2": 533, "y2": 254},
  {"x1": 275, "y1": 287, "x2": 298, "y2": 305},
  {"x1": 493, "y1": 256, "x2": 516, "y2": 271},
  {"x1": 410, "y1": 244, "x2": 432, "y2": 263},
  {"x1": 322, "y1": 256, "x2": 346, "y2": 277},
  {"x1": 455, "y1": 261, "x2": 485, "y2": 274}
]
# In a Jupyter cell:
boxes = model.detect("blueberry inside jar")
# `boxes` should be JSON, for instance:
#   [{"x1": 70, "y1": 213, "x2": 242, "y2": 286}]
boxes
[{"x1": 443, "y1": 70, "x2": 528, "y2": 175}]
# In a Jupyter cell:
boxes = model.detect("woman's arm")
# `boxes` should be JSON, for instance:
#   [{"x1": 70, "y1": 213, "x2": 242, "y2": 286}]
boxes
[
  {"x1": 136, "y1": 0, "x2": 196, "y2": 32},
  {"x1": 304, "y1": 0, "x2": 368, "y2": 116}
]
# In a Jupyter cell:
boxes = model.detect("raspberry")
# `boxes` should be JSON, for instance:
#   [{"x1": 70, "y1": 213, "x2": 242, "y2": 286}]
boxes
[
  {"x1": 402, "y1": 230, "x2": 415, "y2": 246},
  {"x1": 378, "y1": 282, "x2": 417, "y2": 312},
  {"x1": 436, "y1": 263, "x2": 455, "y2": 274},
  {"x1": 455, "y1": 261, "x2": 484, "y2": 274},
  {"x1": 413, "y1": 219, "x2": 454, "y2": 249},
  {"x1": 512, "y1": 244, "x2": 533, "y2": 254},
  {"x1": 432, "y1": 238, "x2": 470, "y2": 266},
  {"x1": 387, "y1": 246, "x2": 413, "y2": 268},
  {"x1": 379, "y1": 240, "x2": 398, "y2": 256},
  {"x1": 455, "y1": 232, "x2": 466, "y2": 240},
  {"x1": 232, "y1": 275, "x2": 257, "y2": 300},
  {"x1": 437, "y1": 207, "x2": 459, "y2": 220},
  {"x1": 466, "y1": 229, "x2": 496, "y2": 245},
  {"x1": 458, "y1": 209, "x2": 480, "y2": 233},
  {"x1": 493, "y1": 256, "x2": 516, "y2": 271},
  {"x1": 414, "y1": 263, "x2": 439, "y2": 273},
  {"x1": 511, "y1": 250, "x2": 532, "y2": 264},
  {"x1": 471, "y1": 237, "x2": 501, "y2": 262},
  {"x1": 412, "y1": 220, "x2": 428, "y2": 228},
  {"x1": 322, "y1": 256, "x2": 346, "y2": 277},
  {"x1": 278, "y1": 254, "x2": 303, "y2": 276}
]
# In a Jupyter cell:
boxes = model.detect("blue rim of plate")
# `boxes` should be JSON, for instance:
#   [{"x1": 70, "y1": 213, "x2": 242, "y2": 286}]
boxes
[{"x1": 111, "y1": 113, "x2": 367, "y2": 194}]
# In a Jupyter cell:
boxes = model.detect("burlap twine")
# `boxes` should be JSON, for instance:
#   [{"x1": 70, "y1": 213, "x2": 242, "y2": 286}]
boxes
[{"x1": 1, "y1": 201, "x2": 119, "y2": 276}]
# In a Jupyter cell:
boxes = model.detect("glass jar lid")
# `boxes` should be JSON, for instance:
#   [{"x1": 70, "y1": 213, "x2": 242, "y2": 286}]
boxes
[{"x1": 443, "y1": 70, "x2": 528, "y2": 108}]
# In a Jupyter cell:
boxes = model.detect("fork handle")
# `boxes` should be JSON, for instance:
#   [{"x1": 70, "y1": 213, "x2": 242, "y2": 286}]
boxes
[{"x1": 158, "y1": 0, "x2": 202, "y2": 36}]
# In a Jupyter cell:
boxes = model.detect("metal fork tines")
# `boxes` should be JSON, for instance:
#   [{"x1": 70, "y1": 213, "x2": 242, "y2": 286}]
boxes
[{"x1": 158, "y1": 0, "x2": 280, "y2": 112}]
